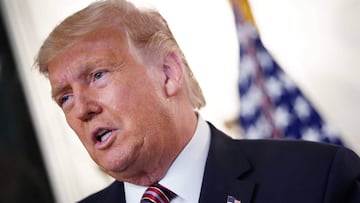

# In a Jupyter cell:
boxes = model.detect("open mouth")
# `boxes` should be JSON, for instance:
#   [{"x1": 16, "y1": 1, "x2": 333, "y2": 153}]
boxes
[{"x1": 95, "y1": 129, "x2": 112, "y2": 142}]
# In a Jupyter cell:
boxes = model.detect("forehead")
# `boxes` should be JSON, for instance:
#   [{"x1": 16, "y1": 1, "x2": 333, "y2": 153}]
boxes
[
  {"x1": 51, "y1": 27, "x2": 129, "y2": 67},
  {"x1": 48, "y1": 27, "x2": 132, "y2": 78},
  {"x1": 47, "y1": 27, "x2": 134, "y2": 94}
]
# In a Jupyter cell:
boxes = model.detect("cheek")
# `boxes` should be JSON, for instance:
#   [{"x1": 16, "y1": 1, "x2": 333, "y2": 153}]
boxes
[
  {"x1": 105, "y1": 83, "x2": 156, "y2": 114},
  {"x1": 64, "y1": 115, "x2": 89, "y2": 144},
  {"x1": 65, "y1": 114, "x2": 79, "y2": 133}
]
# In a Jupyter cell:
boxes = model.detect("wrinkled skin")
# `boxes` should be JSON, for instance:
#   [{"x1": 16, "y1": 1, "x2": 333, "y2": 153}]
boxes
[{"x1": 47, "y1": 27, "x2": 197, "y2": 185}]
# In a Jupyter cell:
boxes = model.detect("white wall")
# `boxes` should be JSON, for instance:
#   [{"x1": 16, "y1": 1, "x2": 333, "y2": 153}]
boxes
[{"x1": 1, "y1": 0, "x2": 359, "y2": 202}]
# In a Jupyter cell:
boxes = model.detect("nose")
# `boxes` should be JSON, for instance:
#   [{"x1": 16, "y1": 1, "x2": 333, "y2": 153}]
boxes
[{"x1": 74, "y1": 91, "x2": 102, "y2": 121}]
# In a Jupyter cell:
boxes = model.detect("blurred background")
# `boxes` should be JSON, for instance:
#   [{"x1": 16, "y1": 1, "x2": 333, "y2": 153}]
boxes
[{"x1": 0, "y1": 0, "x2": 359, "y2": 202}]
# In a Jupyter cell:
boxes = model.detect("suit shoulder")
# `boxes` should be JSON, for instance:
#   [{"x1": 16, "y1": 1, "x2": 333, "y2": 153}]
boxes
[
  {"x1": 78, "y1": 181, "x2": 124, "y2": 203},
  {"x1": 209, "y1": 121, "x2": 354, "y2": 161},
  {"x1": 236, "y1": 138, "x2": 342, "y2": 156},
  {"x1": 236, "y1": 138, "x2": 339, "y2": 151},
  {"x1": 233, "y1": 138, "x2": 360, "y2": 169}
]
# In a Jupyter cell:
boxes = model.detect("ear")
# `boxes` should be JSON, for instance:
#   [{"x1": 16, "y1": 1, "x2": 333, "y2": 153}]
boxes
[{"x1": 163, "y1": 52, "x2": 184, "y2": 97}]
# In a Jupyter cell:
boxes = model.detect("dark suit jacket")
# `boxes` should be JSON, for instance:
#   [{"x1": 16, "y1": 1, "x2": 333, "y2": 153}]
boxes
[{"x1": 79, "y1": 123, "x2": 360, "y2": 203}]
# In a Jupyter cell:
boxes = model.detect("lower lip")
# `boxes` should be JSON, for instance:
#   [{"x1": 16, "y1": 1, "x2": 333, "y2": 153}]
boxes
[{"x1": 95, "y1": 130, "x2": 117, "y2": 149}]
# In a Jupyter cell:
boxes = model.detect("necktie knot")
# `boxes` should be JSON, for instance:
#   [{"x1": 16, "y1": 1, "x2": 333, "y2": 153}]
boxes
[{"x1": 141, "y1": 183, "x2": 177, "y2": 203}]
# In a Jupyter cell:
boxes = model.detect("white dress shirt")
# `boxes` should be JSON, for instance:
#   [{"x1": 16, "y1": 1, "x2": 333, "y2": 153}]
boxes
[{"x1": 125, "y1": 115, "x2": 211, "y2": 203}]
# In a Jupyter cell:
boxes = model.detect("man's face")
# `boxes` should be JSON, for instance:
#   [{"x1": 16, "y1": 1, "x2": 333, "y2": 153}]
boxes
[{"x1": 47, "y1": 27, "x2": 179, "y2": 184}]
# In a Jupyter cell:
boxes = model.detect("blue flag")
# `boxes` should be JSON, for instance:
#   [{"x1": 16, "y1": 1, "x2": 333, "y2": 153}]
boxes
[{"x1": 231, "y1": 0, "x2": 343, "y2": 145}]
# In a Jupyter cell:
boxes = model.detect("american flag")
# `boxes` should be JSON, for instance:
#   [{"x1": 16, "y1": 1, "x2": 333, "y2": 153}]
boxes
[{"x1": 231, "y1": 0, "x2": 343, "y2": 145}]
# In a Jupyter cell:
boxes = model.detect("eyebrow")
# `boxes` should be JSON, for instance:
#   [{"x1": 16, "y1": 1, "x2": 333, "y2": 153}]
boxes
[
  {"x1": 50, "y1": 58, "x2": 121, "y2": 100},
  {"x1": 51, "y1": 83, "x2": 68, "y2": 101}
]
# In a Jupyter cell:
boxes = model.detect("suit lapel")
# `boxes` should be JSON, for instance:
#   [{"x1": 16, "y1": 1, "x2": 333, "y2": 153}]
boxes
[
  {"x1": 106, "y1": 181, "x2": 126, "y2": 203},
  {"x1": 199, "y1": 123, "x2": 255, "y2": 203}
]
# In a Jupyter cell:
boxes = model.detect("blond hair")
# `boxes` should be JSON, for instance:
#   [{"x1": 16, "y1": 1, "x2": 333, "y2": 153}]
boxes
[{"x1": 35, "y1": 0, "x2": 205, "y2": 109}]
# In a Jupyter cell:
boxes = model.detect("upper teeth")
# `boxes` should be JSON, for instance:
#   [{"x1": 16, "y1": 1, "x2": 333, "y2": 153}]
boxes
[
  {"x1": 100, "y1": 131, "x2": 111, "y2": 142},
  {"x1": 97, "y1": 130, "x2": 111, "y2": 142}
]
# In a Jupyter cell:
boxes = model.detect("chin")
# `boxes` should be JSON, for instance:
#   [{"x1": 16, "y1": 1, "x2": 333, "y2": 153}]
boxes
[{"x1": 94, "y1": 153, "x2": 128, "y2": 176}]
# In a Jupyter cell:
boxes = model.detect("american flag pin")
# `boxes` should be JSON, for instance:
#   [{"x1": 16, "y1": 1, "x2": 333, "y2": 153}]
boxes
[{"x1": 227, "y1": 195, "x2": 241, "y2": 203}]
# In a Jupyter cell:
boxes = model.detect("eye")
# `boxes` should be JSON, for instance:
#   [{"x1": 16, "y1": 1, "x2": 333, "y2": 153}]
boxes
[
  {"x1": 93, "y1": 71, "x2": 106, "y2": 81},
  {"x1": 59, "y1": 94, "x2": 71, "y2": 106}
]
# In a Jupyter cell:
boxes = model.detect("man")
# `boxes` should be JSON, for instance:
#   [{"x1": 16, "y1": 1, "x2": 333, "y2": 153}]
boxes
[{"x1": 35, "y1": 0, "x2": 360, "y2": 202}]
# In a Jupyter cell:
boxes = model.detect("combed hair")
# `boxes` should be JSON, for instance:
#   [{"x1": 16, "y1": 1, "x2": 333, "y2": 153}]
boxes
[{"x1": 35, "y1": 0, "x2": 205, "y2": 109}]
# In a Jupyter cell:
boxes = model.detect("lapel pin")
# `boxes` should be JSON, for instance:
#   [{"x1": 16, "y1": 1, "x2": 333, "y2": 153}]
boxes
[{"x1": 227, "y1": 195, "x2": 241, "y2": 203}]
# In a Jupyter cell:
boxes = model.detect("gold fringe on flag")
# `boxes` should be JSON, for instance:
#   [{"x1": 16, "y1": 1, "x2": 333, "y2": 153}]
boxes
[{"x1": 230, "y1": 0, "x2": 256, "y2": 27}]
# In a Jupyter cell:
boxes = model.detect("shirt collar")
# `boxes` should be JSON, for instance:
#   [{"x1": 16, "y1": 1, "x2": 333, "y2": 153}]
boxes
[{"x1": 125, "y1": 115, "x2": 211, "y2": 203}]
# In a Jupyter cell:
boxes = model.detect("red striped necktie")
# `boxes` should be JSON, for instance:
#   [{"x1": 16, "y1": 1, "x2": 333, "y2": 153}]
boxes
[{"x1": 140, "y1": 183, "x2": 177, "y2": 203}]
